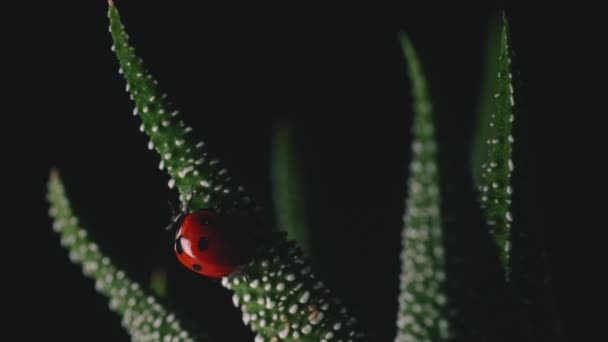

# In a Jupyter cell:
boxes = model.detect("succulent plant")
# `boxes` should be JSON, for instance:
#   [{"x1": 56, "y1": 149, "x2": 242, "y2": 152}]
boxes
[{"x1": 46, "y1": 3, "x2": 560, "y2": 341}]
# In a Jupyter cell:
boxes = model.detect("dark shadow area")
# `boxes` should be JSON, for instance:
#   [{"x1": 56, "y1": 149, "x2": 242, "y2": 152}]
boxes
[{"x1": 4, "y1": 1, "x2": 604, "y2": 341}]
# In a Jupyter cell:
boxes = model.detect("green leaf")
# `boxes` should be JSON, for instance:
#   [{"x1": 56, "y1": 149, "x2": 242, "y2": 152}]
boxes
[
  {"x1": 47, "y1": 169, "x2": 209, "y2": 342},
  {"x1": 107, "y1": 4, "x2": 366, "y2": 340},
  {"x1": 272, "y1": 120, "x2": 311, "y2": 256},
  {"x1": 221, "y1": 239, "x2": 367, "y2": 341},
  {"x1": 478, "y1": 14, "x2": 516, "y2": 276},
  {"x1": 471, "y1": 13, "x2": 502, "y2": 188},
  {"x1": 396, "y1": 35, "x2": 450, "y2": 341},
  {"x1": 107, "y1": 2, "x2": 256, "y2": 215}
]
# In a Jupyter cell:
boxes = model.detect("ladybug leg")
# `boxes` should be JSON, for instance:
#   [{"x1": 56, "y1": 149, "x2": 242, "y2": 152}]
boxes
[
  {"x1": 165, "y1": 199, "x2": 188, "y2": 232},
  {"x1": 168, "y1": 200, "x2": 178, "y2": 217},
  {"x1": 166, "y1": 199, "x2": 186, "y2": 231},
  {"x1": 165, "y1": 211, "x2": 185, "y2": 231}
]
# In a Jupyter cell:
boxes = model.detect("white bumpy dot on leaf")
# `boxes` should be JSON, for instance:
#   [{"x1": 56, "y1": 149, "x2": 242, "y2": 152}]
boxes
[
  {"x1": 288, "y1": 304, "x2": 298, "y2": 314},
  {"x1": 279, "y1": 326, "x2": 289, "y2": 338},
  {"x1": 178, "y1": 166, "x2": 193, "y2": 178},
  {"x1": 301, "y1": 324, "x2": 312, "y2": 334},
  {"x1": 310, "y1": 312, "x2": 324, "y2": 325},
  {"x1": 299, "y1": 291, "x2": 310, "y2": 304}
]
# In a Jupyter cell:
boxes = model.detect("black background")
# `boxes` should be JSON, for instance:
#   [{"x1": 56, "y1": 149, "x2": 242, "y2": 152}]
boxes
[{"x1": 5, "y1": 1, "x2": 605, "y2": 341}]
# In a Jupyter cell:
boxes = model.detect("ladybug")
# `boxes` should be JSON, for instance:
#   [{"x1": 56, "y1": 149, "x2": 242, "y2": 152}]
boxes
[{"x1": 168, "y1": 207, "x2": 254, "y2": 278}]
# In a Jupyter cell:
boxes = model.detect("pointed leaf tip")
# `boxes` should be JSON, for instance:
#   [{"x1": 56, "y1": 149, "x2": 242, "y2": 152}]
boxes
[
  {"x1": 396, "y1": 37, "x2": 450, "y2": 341},
  {"x1": 47, "y1": 175, "x2": 208, "y2": 341},
  {"x1": 477, "y1": 12, "x2": 516, "y2": 276},
  {"x1": 398, "y1": 32, "x2": 409, "y2": 44},
  {"x1": 398, "y1": 33, "x2": 411, "y2": 55},
  {"x1": 108, "y1": 6, "x2": 258, "y2": 215},
  {"x1": 108, "y1": 0, "x2": 115, "y2": 8},
  {"x1": 49, "y1": 168, "x2": 59, "y2": 181}
]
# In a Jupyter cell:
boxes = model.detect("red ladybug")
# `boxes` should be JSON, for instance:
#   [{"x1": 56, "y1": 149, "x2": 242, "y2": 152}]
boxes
[{"x1": 171, "y1": 209, "x2": 253, "y2": 278}]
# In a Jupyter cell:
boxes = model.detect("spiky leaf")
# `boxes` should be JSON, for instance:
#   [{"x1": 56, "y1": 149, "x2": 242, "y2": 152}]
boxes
[
  {"x1": 471, "y1": 13, "x2": 502, "y2": 187},
  {"x1": 108, "y1": 2, "x2": 255, "y2": 215},
  {"x1": 272, "y1": 120, "x2": 311, "y2": 255},
  {"x1": 221, "y1": 239, "x2": 367, "y2": 341},
  {"x1": 47, "y1": 170, "x2": 208, "y2": 342},
  {"x1": 478, "y1": 15, "x2": 516, "y2": 275},
  {"x1": 108, "y1": 4, "x2": 366, "y2": 340},
  {"x1": 395, "y1": 35, "x2": 450, "y2": 342}
]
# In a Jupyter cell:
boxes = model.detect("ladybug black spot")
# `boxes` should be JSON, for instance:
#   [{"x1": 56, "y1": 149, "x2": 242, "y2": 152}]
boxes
[
  {"x1": 192, "y1": 264, "x2": 202, "y2": 271},
  {"x1": 198, "y1": 236, "x2": 209, "y2": 251},
  {"x1": 175, "y1": 236, "x2": 184, "y2": 254},
  {"x1": 201, "y1": 216, "x2": 211, "y2": 225}
]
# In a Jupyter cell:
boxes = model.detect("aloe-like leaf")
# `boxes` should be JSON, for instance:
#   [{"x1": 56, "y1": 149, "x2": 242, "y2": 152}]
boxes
[
  {"x1": 395, "y1": 35, "x2": 450, "y2": 342},
  {"x1": 108, "y1": 2, "x2": 255, "y2": 215},
  {"x1": 47, "y1": 170, "x2": 209, "y2": 342},
  {"x1": 478, "y1": 14, "x2": 516, "y2": 275},
  {"x1": 471, "y1": 13, "x2": 502, "y2": 188},
  {"x1": 221, "y1": 240, "x2": 367, "y2": 341},
  {"x1": 272, "y1": 120, "x2": 311, "y2": 255},
  {"x1": 108, "y1": 3, "x2": 366, "y2": 340}
]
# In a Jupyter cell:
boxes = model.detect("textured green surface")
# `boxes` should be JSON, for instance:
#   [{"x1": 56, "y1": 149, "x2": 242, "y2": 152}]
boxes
[
  {"x1": 47, "y1": 170, "x2": 207, "y2": 342},
  {"x1": 272, "y1": 121, "x2": 311, "y2": 255},
  {"x1": 472, "y1": 13, "x2": 502, "y2": 188},
  {"x1": 108, "y1": 4, "x2": 365, "y2": 340},
  {"x1": 478, "y1": 15, "x2": 516, "y2": 276},
  {"x1": 395, "y1": 35, "x2": 450, "y2": 342},
  {"x1": 221, "y1": 241, "x2": 366, "y2": 341},
  {"x1": 108, "y1": 4, "x2": 256, "y2": 215}
]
